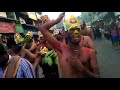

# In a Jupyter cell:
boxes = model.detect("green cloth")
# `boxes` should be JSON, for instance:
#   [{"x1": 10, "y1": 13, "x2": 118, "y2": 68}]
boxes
[
  {"x1": 15, "y1": 24, "x2": 24, "y2": 33},
  {"x1": 43, "y1": 50, "x2": 60, "y2": 66}
]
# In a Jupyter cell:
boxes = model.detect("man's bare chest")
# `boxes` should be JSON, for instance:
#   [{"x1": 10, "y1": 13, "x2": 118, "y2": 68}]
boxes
[{"x1": 61, "y1": 47, "x2": 89, "y2": 64}]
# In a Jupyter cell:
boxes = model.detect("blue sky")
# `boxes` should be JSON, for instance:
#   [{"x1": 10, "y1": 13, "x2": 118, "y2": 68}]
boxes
[{"x1": 42, "y1": 12, "x2": 81, "y2": 20}]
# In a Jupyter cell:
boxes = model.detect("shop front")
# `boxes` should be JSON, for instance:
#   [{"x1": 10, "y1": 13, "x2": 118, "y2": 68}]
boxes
[{"x1": 0, "y1": 21, "x2": 15, "y2": 33}]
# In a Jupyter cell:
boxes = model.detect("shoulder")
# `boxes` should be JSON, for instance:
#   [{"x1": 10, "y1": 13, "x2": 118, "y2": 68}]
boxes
[
  {"x1": 32, "y1": 42, "x2": 37, "y2": 46},
  {"x1": 87, "y1": 27, "x2": 92, "y2": 30},
  {"x1": 83, "y1": 47, "x2": 94, "y2": 56},
  {"x1": 20, "y1": 58, "x2": 33, "y2": 70},
  {"x1": 87, "y1": 28, "x2": 93, "y2": 32},
  {"x1": 83, "y1": 36, "x2": 91, "y2": 40}
]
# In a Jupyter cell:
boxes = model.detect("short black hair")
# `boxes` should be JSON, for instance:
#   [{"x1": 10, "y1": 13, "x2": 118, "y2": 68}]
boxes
[
  {"x1": 7, "y1": 36, "x2": 17, "y2": 49},
  {"x1": 0, "y1": 44, "x2": 7, "y2": 55}
]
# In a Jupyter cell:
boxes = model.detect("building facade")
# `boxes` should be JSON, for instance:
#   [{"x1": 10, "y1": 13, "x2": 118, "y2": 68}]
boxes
[{"x1": 0, "y1": 12, "x2": 42, "y2": 35}]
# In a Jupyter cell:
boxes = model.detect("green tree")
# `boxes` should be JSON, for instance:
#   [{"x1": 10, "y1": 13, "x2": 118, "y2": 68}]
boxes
[{"x1": 80, "y1": 12, "x2": 92, "y2": 23}]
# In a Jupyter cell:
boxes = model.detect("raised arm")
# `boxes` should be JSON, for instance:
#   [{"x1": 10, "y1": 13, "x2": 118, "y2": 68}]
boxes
[
  {"x1": 24, "y1": 49, "x2": 36, "y2": 59},
  {"x1": 37, "y1": 12, "x2": 65, "y2": 52},
  {"x1": 29, "y1": 42, "x2": 37, "y2": 52}
]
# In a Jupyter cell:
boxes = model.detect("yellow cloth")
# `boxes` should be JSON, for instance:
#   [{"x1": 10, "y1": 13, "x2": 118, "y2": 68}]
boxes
[
  {"x1": 64, "y1": 15, "x2": 81, "y2": 30},
  {"x1": 26, "y1": 31, "x2": 33, "y2": 38}
]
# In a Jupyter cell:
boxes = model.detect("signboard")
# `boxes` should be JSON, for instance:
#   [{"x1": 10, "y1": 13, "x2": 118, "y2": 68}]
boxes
[
  {"x1": 0, "y1": 12, "x2": 7, "y2": 17},
  {"x1": 0, "y1": 22, "x2": 15, "y2": 33},
  {"x1": 15, "y1": 24, "x2": 24, "y2": 33},
  {"x1": 27, "y1": 12, "x2": 37, "y2": 20}
]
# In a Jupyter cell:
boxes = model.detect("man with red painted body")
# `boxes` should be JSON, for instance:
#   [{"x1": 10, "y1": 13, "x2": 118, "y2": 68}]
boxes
[
  {"x1": 36, "y1": 12, "x2": 100, "y2": 78},
  {"x1": 67, "y1": 25, "x2": 96, "y2": 52},
  {"x1": 65, "y1": 16, "x2": 96, "y2": 51}
]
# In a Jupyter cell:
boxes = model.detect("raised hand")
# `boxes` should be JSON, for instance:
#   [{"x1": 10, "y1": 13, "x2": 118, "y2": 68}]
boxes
[
  {"x1": 41, "y1": 12, "x2": 65, "y2": 30},
  {"x1": 55, "y1": 12, "x2": 65, "y2": 24}
]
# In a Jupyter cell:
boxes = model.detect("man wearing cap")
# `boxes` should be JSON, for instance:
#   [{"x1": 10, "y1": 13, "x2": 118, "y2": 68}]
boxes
[{"x1": 36, "y1": 12, "x2": 100, "y2": 78}]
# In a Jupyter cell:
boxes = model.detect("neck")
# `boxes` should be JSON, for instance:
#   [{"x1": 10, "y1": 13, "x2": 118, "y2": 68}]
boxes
[{"x1": 69, "y1": 43, "x2": 81, "y2": 50}]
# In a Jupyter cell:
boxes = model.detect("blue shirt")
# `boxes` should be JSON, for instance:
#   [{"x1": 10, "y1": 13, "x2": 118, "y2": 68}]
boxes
[{"x1": 0, "y1": 58, "x2": 35, "y2": 78}]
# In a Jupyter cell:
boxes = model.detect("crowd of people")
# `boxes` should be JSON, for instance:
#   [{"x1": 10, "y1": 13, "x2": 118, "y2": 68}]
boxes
[
  {"x1": 0, "y1": 12, "x2": 100, "y2": 78},
  {"x1": 105, "y1": 21, "x2": 120, "y2": 46},
  {"x1": 93, "y1": 20, "x2": 120, "y2": 47}
]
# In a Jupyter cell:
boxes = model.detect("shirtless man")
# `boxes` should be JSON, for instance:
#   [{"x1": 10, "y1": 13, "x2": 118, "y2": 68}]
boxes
[
  {"x1": 67, "y1": 25, "x2": 96, "y2": 52},
  {"x1": 80, "y1": 21, "x2": 94, "y2": 41},
  {"x1": 36, "y1": 12, "x2": 100, "y2": 78},
  {"x1": 64, "y1": 16, "x2": 95, "y2": 51},
  {"x1": 7, "y1": 35, "x2": 41, "y2": 69},
  {"x1": 24, "y1": 31, "x2": 37, "y2": 53}
]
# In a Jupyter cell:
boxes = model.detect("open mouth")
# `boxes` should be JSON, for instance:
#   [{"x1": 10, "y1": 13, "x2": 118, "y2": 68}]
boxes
[{"x1": 73, "y1": 37, "x2": 79, "y2": 41}]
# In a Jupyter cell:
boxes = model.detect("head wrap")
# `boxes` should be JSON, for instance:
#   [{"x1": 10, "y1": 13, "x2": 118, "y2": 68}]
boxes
[
  {"x1": 14, "y1": 33, "x2": 24, "y2": 44},
  {"x1": 64, "y1": 15, "x2": 81, "y2": 30},
  {"x1": 40, "y1": 47, "x2": 48, "y2": 55},
  {"x1": 26, "y1": 31, "x2": 33, "y2": 38}
]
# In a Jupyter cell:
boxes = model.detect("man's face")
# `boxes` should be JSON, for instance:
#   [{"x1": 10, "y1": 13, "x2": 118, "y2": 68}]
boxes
[
  {"x1": 80, "y1": 24, "x2": 85, "y2": 30},
  {"x1": 69, "y1": 28, "x2": 81, "y2": 45}
]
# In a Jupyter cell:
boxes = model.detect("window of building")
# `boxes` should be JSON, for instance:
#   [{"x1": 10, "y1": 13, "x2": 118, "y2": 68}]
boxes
[{"x1": 6, "y1": 12, "x2": 16, "y2": 19}]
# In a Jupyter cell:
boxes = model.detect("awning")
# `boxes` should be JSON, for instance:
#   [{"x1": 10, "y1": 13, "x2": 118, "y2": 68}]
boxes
[{"x1": 0, "y1": 21, "x2": 15, "y2": 33}]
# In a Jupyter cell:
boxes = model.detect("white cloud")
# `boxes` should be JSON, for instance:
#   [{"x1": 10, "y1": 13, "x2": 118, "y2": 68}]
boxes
[{"x1": 42, "y1": 12, "x2": 81, "y2": 20}]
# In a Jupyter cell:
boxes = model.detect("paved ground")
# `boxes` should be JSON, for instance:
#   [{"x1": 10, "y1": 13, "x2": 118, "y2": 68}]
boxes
[{"x1": 94, "y1": 38, "x2": 120, "y2": 78}]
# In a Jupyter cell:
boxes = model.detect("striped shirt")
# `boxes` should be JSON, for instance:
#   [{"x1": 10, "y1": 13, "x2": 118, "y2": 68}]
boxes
[{"x1": 0, "y1": 58, "x2": 36, "y2": 78}]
